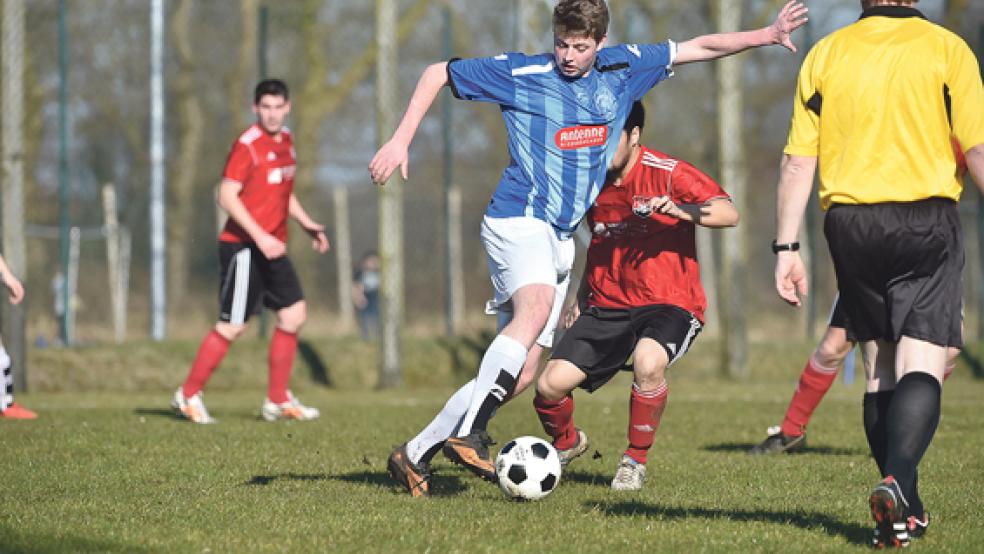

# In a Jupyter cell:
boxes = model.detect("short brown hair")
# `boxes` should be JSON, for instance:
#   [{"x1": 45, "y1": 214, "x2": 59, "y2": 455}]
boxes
[{"x1": 553, "y1": 0, "x2": 609, "y2": 42}]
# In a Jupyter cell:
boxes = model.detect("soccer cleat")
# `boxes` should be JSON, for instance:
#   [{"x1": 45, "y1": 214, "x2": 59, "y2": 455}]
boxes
[
  {"x1": 442, "y1": 430, "x2": 497, "y2": 482},
  {"x1": 261, "y1": 391, "x2": 320, "y2": 422},
  {"x1": 869, "y1": 476, "x2": 911, "y2": 548},
  {"x1": 907, "y1": 511, "x2": 930, "y2": 539},
  {"x1": 171, "y1": 388, "x2": 216, "y2": 424},
  {"x1": 557, "y1": 428, "x2": 589, "y2": 467},
  {"x1": 0, "y1": 402, "x2": 37, "y2": 420},
  {"x1": 611, "y1": 455, "x2": 646, "y2": 491},
  {"x1": 747, "y1": 425, "x2": 806, "y2": 455},
  {"x1": 387, "y1": 444, "x2": 431, "y2": 498}
]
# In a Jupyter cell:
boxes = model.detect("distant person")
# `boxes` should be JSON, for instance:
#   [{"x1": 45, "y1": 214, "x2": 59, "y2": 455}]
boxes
[
  {"x1": 351, "y1": 251, "x2": 381, "y2": 341},
  {"x1": 773, "y1": 0, "x2": 984, "y2": 546},
  {"x1": 0, "y1": 252, "x2": 34, "y2": 420},
  {"x1": 171, "y1": 79, "x2": 330, "y2": 424}
]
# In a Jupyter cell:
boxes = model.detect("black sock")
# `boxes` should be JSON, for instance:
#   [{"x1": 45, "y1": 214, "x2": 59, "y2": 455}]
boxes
[
  {"x1": 884, "y1": 372, "x2": 941, "y2": 514},
  {"x1": 469, "y1": 369, "x2": 517, "y2": 434},
  {"x1": 862, "y1": 390, "x2": 894, "y2": 475}
]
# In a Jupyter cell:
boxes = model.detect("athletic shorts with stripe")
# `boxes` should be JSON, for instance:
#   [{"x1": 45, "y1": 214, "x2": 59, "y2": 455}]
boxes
[
  {"x1": 217, "y1": 241, "x2": 304, "y2": 325},
  {"x1": 550, "y1": 304, "x2": 702, "y2": 392},
  {"x1": 824, "y1": 197, "x2": 963, "y2": 347}
]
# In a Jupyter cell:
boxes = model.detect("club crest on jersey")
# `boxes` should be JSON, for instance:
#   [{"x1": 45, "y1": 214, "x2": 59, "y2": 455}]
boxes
[
  {"x1": 555, "y1": 125, "x2": 608, "y2": 150},
  {"x1": 594, "y1": 84, "x2": 617, "y2": 119}
]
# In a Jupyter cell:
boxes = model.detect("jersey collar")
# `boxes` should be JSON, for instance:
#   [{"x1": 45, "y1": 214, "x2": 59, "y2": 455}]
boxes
[{"x1": 859, "y1": 5, "x2": 926, "y2": 20}]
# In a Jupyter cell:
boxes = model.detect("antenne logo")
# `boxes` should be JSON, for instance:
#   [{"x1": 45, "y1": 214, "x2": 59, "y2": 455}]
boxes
[{"x1": 555, "y1": 125, "x2": 608, "y2": 150}]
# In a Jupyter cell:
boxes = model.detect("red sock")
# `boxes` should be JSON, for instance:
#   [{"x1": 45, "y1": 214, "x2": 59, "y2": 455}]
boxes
[
  {"x1": 625, "y1": 381, "x2": 668, "y2": 465},
  {"x1": 268, "y1": 328, "x2": 298, "y2": 404},
  {"x1": 182, "y1": 330, "x2": 231, "y2": 398},
  {"x1": 533, "y1": 393, "x2": 577, "y2": 450},
  {"x1": 780, "y1": 355, "x2": 838, "y2": 437}
]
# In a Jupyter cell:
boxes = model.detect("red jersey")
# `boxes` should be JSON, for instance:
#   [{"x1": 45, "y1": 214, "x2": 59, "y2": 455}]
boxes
[
  {"x1": 584, "y1": 146, "x2": 729, "y2": 322},
  {"x1": 219, "y1": 124, "x2": 297, "y2": 243}
]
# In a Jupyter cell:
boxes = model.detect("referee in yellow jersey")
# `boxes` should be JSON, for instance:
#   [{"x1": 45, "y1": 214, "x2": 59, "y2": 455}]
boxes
[{"x1": 772, "y1": 0, "x2": 984, "y2": 548}]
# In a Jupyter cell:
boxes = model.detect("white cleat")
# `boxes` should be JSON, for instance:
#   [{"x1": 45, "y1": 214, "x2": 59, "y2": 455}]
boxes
[
  {"x1": 171, "y1": 387, "x2": 217, "y2": 424},
  {"x1": 611, "y1": 455, "x2": 646, "y2": 491},
  {"x1": 261, "y1": 391, "x2": 320, "y2": 422}
]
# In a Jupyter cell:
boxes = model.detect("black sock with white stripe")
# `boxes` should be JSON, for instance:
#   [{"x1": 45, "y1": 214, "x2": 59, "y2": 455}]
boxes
[
  {"x1": 1, "y1": 347, "x2": 12, "y2": 411},
  {"x1": 884, "y1": 372, "x2": 941, "y2": 519}
]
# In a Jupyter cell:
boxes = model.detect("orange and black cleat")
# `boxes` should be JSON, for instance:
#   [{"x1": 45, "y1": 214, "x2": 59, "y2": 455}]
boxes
[
  {"x1": 869, "y1": 476, "x2": 910, "y2": 548},
  {"x1": 442, "y1": 431, "x2": 497, "y2": 483},
  {"x1": 387, "y1": 444, "x2": 431, "y2": 498},
  {"x1": 0, "y1": 402, "x2": 37, "y2": 420}
]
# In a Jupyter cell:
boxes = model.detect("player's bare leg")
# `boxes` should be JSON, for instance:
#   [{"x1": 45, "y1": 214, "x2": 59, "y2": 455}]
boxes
[
  {"x1": 444, "y1": 283, "x2": 554, "y2": 482},
  {"x1": 749, "y1": 326, "x2": 851, "y2": 455},
  {"x1": 534, "y1": 359, "x2": 589, "y2": 466},
  {"x1": 612, "y1": 338, "x2": 669, "y2": 491},
  {"x1": 262, "y1": 301, "x2": 319, "y2": 421}
]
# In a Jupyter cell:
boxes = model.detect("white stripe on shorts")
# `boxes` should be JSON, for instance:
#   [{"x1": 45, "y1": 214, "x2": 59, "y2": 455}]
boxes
[
  {"x1": 230, "y1": 248, "x2": 251, "y2": 325},
  {"x1": 668, "y1": 315, "x2": 702, "y2": 367}
]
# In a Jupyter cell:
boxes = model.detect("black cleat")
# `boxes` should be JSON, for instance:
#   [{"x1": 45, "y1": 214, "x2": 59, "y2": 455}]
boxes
[
  {"x1": 747, "y1": 425, "x2": 806, "y2": 455},
  {"x1": 906, "y1": 511, "x2": 930, "y2": 539},
  {"x1": 442, "y1": 431, "x2": 497, "y2": 482},
  {"x1": 870, "y1": 476, "x2": 910, "y2": 548},
  {"x1": 387, "y1": 444, "x2": 431, "y2": 497}
]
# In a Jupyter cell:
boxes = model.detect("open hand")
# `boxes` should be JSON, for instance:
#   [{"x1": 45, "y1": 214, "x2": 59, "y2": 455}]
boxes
[
  {"x1": 369, "y1": 139, "x2": 409, "y2": 185},
  {"x1": 304, "y1": 222, "x2": 330, "y2": 254},
  {"x1": 775, "y1": 251, "x2": 808, "y2": 306},
  {"x1": 771, "y1": 1, "x2": 809, "y2": 53}
]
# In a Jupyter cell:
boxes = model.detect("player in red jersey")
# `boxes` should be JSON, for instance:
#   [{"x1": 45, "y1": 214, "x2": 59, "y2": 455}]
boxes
[
  {"x1": 172, "y1": 79, "x2": 329, "y2": 424},
  {"x1": 533, "y1": 102, "x2": 738, "y2": 490}
]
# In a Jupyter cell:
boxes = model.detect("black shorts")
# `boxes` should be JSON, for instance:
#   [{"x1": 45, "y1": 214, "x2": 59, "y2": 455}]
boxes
[
  {"x1": 828, "y1": 296, "x2": 848, "y2": 329},
  {"x1": 217, "y1": 241, "x2": 304, "y2": 324},
  {"x1": 824, "y1": 198, "x2": 963, "y2": 347},
  {"x1": 550, "y1": 304, "x2": 702, "y2": 392}
]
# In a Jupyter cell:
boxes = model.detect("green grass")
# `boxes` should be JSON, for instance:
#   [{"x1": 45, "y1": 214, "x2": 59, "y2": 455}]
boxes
[{"x1": 2, "y1": 337, "x2": 984, "y2": 553}]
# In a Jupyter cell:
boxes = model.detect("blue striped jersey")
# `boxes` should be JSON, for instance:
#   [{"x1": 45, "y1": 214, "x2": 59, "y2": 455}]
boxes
[{"x1": 448, "y1": 41, "x2": 675, "y2": 236}]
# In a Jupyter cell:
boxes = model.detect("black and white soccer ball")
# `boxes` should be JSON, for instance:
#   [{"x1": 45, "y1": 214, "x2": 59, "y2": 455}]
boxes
[{"x1": 495, "y1": 436, "x2": 562, "y2": 501}]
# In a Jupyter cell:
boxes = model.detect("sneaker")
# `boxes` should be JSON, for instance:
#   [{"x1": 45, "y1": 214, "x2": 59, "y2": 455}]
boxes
[
  {"x1": 387, "y1": 444, "x2": 431, "y2": 498},
  {"x1": 907, "y1": 511, "x2": 930, "y2": 539},
  {"x1": 747, "y1": 425, "x2": 806, "y2": 455},
  {"x1": 611, "y1": 455, "x2": 646, "y2": 491},
  {"x1": 557, "y1": 428, "x2": 589, "y2": 467},
  {"x1": 0, "y1": 402, "x2": 37, "y2": 420},
  {"x1": 442, "y1": 431, "x2": 497, "y2": 482},
  {"x1": 869, "y1": 476, "x2": 911, "y2": 548},
  {"x1": 261, "y1": 391, "x2": 320, "y2": 422},
  {"x1": 171, "y1": 388, "x2": 216, "y2": 424}
]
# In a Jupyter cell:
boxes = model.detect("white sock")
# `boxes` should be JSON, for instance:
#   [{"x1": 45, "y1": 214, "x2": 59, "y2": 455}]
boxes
[
  {"x1": 0, "y1": 347, "x2": 11, "y2": 410},
  {"x1": 457, "y1": 335, "x2": 528, "y2": 436},
  {"x1": 406, "y1": 379, "x2": 476, "y2": 465}
]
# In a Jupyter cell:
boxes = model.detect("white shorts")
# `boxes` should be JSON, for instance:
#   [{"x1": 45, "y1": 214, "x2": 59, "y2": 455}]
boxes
[{"x1": 481, "y1": 215, "x2": 575, "y2": 348}]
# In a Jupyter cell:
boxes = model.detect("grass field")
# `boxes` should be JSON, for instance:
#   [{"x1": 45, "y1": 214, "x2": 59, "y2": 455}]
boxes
[{"x1": 2, "y1": 336, "x2": 983, "y2": 553}]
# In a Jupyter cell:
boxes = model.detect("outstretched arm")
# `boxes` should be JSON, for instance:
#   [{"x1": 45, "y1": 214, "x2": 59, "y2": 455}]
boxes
[
  {"x1": 774, "y1": 153, "x2": 817, "y2": 307},
  {"x1": 369, "y1": 62, "x2": 449, "y2": 184},
  {"x1": 650, "y1": 197, "x2": 739, "y2": 228},
  {"x1": 675, "y1": 0, "x2": 808, "y2": 65}
]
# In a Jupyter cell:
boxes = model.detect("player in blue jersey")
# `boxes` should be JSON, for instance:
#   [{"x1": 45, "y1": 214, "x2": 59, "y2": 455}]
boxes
[{"x1": 371, "y1": 0, "x2": 808, "y2": 496}]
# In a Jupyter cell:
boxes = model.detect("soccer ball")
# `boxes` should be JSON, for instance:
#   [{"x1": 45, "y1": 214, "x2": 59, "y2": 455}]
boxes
[{"x1": 495, "y1": 436, "x2": 562, "y2": 501}]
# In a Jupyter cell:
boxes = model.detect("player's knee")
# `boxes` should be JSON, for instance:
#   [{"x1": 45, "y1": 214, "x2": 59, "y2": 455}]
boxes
[
  {"x1": 536, "y1": 369, "x2": 567, "y2": 402},
  {"x1": 215, "y1": 322, "x2": 247, "y2": 341},
  {"x1": 277, "y1": 302, "x2": 307, "y2": 333},
  {"x1": 632, "y1": 360, "x2": 666, "y2": 390}
]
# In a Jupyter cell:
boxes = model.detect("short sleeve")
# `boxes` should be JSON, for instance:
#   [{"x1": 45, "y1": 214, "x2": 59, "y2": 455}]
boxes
[
  {"x1": 611, "y1": 41, "x2": 675, "y2": 102},
  {"x1": 447, "y1": 55, "x2": 518, "y2": 107},
  {"x1": 223, "y1": 141, "x2": 254, "y2": 184},
  {"x1": 671, "y1": 161, "x2": 729, "y2": 205},
  {"x1": 946, "y1": 37, "x2": 984, "y2": 151},
  {"x1": 784, "y1": 46, "x2": 821, "y2": 157}
]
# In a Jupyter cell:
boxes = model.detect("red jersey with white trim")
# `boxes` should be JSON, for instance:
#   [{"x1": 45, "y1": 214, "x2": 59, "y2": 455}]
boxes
[
  {"x1": 584, "y1": 146, "x2": 729, "y2": 322},
  {"x1": 219, "y1": 124, "x2": 297, "y2": 243}
]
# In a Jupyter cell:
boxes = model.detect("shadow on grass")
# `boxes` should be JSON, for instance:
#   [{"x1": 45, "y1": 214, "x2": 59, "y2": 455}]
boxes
[
  {"x1": 298, "y1": 340, "x2": 332, "y2": 387},
  {"x1": 588, "y1": 500, "x2": 870, "y2": 546},
  {"x1": 243, "y1": 473, "x2": 333, "y2": 486},
  {"x1": 0, "y1": 524, "x2": 151, "y2": 554},
  {"x1": 133, "y1": 407, "x2": 182, "y2": 420},
  {"x1": 329, "y1": 470, "x2": 469, "y2": 497},
  {"x1": 562, "y1": 469, "x2": 613, "y2": 487},
  {"x1": 703, "y1": 442, "x2": 864, "y2": 456},
  {"x1": 437, "y1": 331, "x2": 496, "y2": 378}
]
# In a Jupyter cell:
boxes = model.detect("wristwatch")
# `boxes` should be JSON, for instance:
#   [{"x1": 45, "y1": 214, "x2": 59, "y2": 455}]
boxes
[{"x1": 771, "y1": 240, "x2": 800, "y2": 254}]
